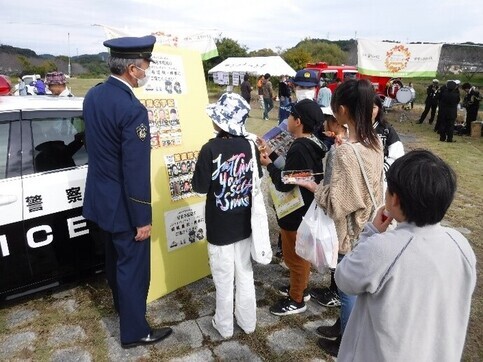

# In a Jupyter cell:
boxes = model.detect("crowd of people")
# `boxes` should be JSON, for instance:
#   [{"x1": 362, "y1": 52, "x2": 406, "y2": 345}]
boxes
[
  {"x1": 2, "y1": 72, "x2": 73, "y2": 96},
  {"x1": 243, "y1": 72, "x2": 481, "y2": 143},
  {"x1": 5, "y1": 34, "x2": 476, "y2": 359},
  {"x1": 417, "y1": 78, "x2": 481, "y2": 140},
  {"x1": 194, "y1": 74, "x2": 476, "y2": 359}
]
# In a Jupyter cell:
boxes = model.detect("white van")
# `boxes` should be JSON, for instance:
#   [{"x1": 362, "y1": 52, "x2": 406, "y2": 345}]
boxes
[{"x1": 0, "y1": 96, "x2": 103, "y2": 301}]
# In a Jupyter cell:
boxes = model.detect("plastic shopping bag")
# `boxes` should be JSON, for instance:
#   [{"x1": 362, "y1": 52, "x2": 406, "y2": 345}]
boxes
[{"x1": 296, "y1": 200, "x2": 338, "y2": 271}]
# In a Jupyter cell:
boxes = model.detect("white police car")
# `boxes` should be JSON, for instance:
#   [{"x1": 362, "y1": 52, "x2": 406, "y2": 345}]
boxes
[{"x1": 0, "y1": 96, "x2": 103, "y2": 301}]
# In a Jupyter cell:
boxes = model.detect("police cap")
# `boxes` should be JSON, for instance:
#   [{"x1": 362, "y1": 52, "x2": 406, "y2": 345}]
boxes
[
  {"x1": 103, "y1": 35, "x2": 156, "y2": 62},
  {"x1": 292, "y1": 69, "x2": 318, "y2": 87}
]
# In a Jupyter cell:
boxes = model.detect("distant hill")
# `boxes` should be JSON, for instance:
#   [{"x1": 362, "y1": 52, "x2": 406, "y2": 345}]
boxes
[{"x1": 0, "y1": 45, "x2": 109, "y2": 77}]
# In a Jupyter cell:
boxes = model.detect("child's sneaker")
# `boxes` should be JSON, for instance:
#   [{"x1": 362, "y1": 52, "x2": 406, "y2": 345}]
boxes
[
  {"x1": 269, "y1": 297, "x2": 306, "y2": 316},
  {"x1": 277, "y1": 285, "x2": 311, "y2": 302},
  {"x1": 310, "y1": 288, "x2": 341, "y2": 307}
]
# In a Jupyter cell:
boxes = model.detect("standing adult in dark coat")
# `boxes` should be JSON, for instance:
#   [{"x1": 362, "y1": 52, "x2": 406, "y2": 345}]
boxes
[
  {"x1": 240, "y1": 74, "x2": 252, "y2": 104},
  {"x1": 83, "y1": 35, "x2": 172, "y2": 348},
  {"x1": 278, "y1": 75, "x2": 292, "y2": 124},
  {"x1": 461, "y1": 82, "x2": 481, "y2": 135},
  {"x1": 417, "y1": 79, "x2": 440, "y2": 124},
  {"x1": 438, "y1": 80, "x2": 460, "y2": 142},
  {"x1": 240, "y1": 74, "x2": 252, "y2": 117}
]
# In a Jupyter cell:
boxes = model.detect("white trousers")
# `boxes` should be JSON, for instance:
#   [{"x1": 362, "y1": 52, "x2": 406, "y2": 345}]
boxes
[{"x1": 208, "y1": 237, "x2": 256, "y2": 338}]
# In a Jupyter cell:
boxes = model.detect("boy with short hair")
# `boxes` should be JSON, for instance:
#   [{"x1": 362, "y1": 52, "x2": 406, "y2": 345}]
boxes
[
  {"x1": 335, "y1": 150, "x2": 476, "y2": 361},
  {"x1": 260, "y1": 99, "x2": 327, "y2": 315}
]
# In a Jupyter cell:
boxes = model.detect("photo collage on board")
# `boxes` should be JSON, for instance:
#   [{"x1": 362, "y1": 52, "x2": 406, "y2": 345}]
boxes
[
  {"x1": 142, "y1": 98, "x2": 182, "y2": 148},
  {"x1": 165, "y1": 151, "x2": 199, "y2": 201}
]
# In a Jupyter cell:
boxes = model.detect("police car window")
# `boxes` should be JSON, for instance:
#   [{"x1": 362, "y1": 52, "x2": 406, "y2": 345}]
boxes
[
  {"x1": 0, "y1": 123, "x2": 9, "y2": 179},
  {"x1": 31, "y1": 117, "x2": 87, "y2": 173}
]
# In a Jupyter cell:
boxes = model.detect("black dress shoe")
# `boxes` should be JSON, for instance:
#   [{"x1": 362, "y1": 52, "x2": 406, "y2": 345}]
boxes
[{"x1": 121, "y1": 327, "x2": 173, "y2": 349}]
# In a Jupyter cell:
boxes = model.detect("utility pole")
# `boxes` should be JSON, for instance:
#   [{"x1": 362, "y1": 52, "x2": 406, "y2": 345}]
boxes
[{"x1": 68, "y1": 32, "x2": 72, "y2": 77}]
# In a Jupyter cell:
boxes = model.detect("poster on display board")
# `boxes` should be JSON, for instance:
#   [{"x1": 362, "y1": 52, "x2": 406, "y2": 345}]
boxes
[
  {"x1": 232, "y1": 72, "x2": 240, "y2": 86},
  {"x1": 134, "y1": 44, "x2": 213, "y2": 302},
  {"x1": 164, "y1": 151, "x2": 198, "y2": 201},
  {"x1": 164, "y1": 202, "x2": 206, "y2": 252}
]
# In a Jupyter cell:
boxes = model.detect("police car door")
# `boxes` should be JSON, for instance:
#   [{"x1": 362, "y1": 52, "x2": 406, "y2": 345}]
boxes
[
  {"x1": 23, "y1": 109, "x2": 102, "y2": 290},
  {"x1": 0, "y1": 112, "x2": 26, "y2": 293},
  {"x1": 0, "y1": 105, "x2": 103, "y2": 300}
]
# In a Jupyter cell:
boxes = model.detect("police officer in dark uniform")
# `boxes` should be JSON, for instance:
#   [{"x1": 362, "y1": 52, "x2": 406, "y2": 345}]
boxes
[
  {"x1": 83, "y1": 35, "x2": 172, "y2": 348},
  {"x1": 417, "y1": 79, "x2": 440, "y2": 124}
]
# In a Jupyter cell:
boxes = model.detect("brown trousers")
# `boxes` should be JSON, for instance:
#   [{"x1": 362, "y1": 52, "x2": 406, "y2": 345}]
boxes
[{"x1": 281, "y1": 228, "x2": 311, "y2": 303}]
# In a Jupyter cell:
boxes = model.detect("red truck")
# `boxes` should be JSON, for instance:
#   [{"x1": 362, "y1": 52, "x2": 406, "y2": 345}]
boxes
[
  {"x1": 305, "y1": 62, "x2": 358, "y2": 94},
  {"x1": 304, "y1": 62, "x2": 408, "y2": 105}
]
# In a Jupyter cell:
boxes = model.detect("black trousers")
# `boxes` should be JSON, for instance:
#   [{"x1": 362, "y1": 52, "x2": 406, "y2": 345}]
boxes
[
  {"x1": 439, "y1": 118, "x2": 455, "y2": 142},
  {"x1": 89, "y1": 221, "x2": 151, "y2": 343},
  {"x1": 419, "y1": 101, "x2": 438, "y2": 123},
  {"x1": 465, "y1": 106, "x2": 479, "y2": 135}
]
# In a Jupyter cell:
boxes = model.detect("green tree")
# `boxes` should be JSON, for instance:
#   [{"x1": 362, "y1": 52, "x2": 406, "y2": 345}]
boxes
[
  {"x1": 17, "y1": 55, "x2": 34, "y2": 75},
  {"x1": 203, "y1": 37, "x2": 248, "y2": 77},
  {"x1": 248, "y1": 48, "x2": 277, "y2": 57},
  {"x1": 296, "y1": 39, "x2": 347, "y2": 65},
  {"x1": 282, "y1": 48, "x2": 312, "y2": 71},
  {"x1": 33, "y1": 60, "x2": 57, "y2": 77}
]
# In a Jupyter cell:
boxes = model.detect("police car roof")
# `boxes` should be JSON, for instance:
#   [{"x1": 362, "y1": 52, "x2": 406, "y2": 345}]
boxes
[{"x1": 0, "y1": 95, "x2": 83, "y2": 113}]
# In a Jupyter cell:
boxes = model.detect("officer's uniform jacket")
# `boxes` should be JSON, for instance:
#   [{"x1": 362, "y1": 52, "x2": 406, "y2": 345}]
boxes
[{"x1": 83, "y1": 76, "x2": 151, "y2": 233}]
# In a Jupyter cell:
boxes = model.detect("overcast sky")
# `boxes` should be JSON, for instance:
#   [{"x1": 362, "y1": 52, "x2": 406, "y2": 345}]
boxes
[{"x1": 2, "y1": 0, "x2": 482, "y2": 56}]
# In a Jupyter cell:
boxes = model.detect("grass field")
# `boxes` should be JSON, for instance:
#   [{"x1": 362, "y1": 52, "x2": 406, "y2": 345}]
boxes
[{"x1": 25, "y1": 77, "x2": 483, "y2": 360}]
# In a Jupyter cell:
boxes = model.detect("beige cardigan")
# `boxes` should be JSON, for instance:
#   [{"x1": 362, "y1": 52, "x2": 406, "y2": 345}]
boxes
[{"x1": 315, "y1": 142, "x2": 383, "y2": 254}]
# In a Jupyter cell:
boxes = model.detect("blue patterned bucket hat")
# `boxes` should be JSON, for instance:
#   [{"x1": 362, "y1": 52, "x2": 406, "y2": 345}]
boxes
[{"x1": 206, "y1": 92, "x2": 251, "y2": 136}]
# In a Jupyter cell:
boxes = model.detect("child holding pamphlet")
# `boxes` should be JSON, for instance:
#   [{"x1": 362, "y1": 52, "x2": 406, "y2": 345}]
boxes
[{"x1": 258, "y1": 99, "x2": 327, "y2": 316}]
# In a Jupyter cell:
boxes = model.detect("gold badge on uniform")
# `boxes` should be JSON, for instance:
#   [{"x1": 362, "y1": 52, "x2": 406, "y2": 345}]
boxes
[{"x1": 136, "y1": 123, "x2": 147, "y2": 141}]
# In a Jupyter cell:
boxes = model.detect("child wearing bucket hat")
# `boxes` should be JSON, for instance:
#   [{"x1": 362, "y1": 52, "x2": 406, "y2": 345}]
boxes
[{"x1": 192, "y1": 92, "x2": 262, "y2": 339}]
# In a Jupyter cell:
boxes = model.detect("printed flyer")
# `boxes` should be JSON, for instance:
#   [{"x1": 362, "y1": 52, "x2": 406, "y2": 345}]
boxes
[
  {"x1": 268, "y1": 182, "x2": 305, "y2": 219},
  {"x1": 164, "y1": 202, "x2": 206, "y2": 252},
  {"x1": 261, "y1": 119, "x2": 294, "y2": 159}
]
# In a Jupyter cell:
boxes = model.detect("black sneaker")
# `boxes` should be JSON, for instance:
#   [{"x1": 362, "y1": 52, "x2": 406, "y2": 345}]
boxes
[
  {"x1": 311, "y1": 288, "x2": 341, "y2": 308},
  {"x1": 317, "y1": 335, "x2": 341, "y2": 357},
  {"x1": 316, "y1": 318, "x2": 340, "y2": 338},
  {"x1": 270, "y1": 297, "x2": 307, "y2": 316},
  {"x1": 278, "y1": 286, "x2": 311, "y2": 302}
]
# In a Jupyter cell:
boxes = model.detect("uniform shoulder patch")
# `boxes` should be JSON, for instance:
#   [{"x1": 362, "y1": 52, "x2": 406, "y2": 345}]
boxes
[{"x1": 136, "y1": 123, "x2": 148, "y2": 141}]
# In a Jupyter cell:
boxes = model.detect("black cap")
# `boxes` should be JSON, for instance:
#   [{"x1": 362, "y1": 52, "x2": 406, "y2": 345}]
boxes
[
  {"x1": 103, "y1": 35, "x2": 156, "y2": 62},
  {"x1": 289, "y1": 99, "x2": 324, "y2": 131}
]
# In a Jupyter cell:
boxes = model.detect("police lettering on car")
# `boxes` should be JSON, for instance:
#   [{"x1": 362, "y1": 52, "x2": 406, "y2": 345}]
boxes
[{"x1": 0, "y1": 96, "x2": 103, "y2": 301}]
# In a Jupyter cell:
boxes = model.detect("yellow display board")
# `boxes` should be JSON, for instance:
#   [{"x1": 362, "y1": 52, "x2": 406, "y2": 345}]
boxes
[{"x1": 134, "y1": 44, "x2": 213, "y2": 302}]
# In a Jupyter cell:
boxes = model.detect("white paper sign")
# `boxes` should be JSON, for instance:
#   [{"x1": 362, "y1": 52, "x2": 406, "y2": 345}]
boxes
[{"x1": 164, "y1": 202, "x2": 206, "y2": 251}]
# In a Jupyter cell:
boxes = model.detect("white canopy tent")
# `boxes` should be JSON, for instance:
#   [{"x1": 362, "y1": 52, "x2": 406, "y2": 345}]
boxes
[{"x1": 208, "y1": 56, "x2": 296, "y2": 76}]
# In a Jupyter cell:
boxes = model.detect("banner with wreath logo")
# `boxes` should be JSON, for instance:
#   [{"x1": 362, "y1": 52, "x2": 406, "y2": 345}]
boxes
[{"x1": 357, "y1": 39, "x2": 443, "y2": 77}]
